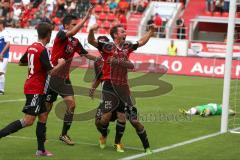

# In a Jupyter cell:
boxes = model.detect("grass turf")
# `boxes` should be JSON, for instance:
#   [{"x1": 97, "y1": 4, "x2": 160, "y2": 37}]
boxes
[{"x1": 0, "y1": 63, "x2": 239, "y2": 160}]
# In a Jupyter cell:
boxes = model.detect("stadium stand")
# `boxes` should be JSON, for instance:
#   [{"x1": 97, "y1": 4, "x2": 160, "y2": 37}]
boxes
[{"x1": 0, "y1": 0, "x2": 234, "y2": 40}]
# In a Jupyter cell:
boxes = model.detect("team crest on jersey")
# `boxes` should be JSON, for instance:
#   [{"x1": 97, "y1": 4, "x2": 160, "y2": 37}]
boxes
[{"x1": 65, "y1": 45, "x2": 74, "y2": 54}]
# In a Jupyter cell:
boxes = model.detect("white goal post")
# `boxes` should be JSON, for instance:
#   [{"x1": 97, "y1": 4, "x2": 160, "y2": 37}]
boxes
[{"x1": 221, "y1": 0, "x2": 237, "y2": 133}]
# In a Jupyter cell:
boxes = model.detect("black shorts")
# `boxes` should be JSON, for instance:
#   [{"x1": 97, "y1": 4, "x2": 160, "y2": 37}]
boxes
[
  {"x1": 45, "y1": 76, "x2": 74, "y2": 103},
  {"x1": 22, "y1": 94, "x2": 47, "y2": 116},
  {"x1": 95, "y1": 102, "x2": 118, "y2": 122},
  {"x1": 101, "y1": 80, "x2": 133, "y2": 113},
  {"x1": 125, "y1": 106, "x2": 138, "y2": 121},
  {"x1": 95, "y1": 103, "x2": 137, "y2": 122}
]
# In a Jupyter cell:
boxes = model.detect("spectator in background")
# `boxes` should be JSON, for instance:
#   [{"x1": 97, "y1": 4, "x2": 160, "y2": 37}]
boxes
[
  {"x1": 159, "y1": 18, "x2": 168, "y2": 38},
  {"x1": 108, "y1": 0, "x2": 118, "y2": 12},
  {"x1": 0, "y1": 20, "x2": 10, "y2": 95},
  {"x1": 168, "y1": 40, "x2": 177, "y2": 56},
  {"x1": 205, "y1": 0, "x2": 214, "y2": 13},
  {"x1": 45, "y1": 0, "x2": 56, "y2": 18},
  {"x1": 146, "y1": 15, "x2": 154, "y2": 31},
  {"x1": 55, "y1": 0, "x2": 66, "y2": 18},
  {"x1": 153, "y1": 13, "x2": 162, "y2": 38},
  {"x1": 65, "y1": 0, "x2": 77, "y2": 15},
  {"x1": 98, "y1": 0, "x2": 105, "y2": 5},
  {"x1": 215, "y1": 0, "x2": 224, "y2": 14},
  {"x1": 0, "y1": 0, "x2": 12, "y2": 26},
  {"x1": 12, "y1": 3, "x2": 22, "y2": 27},
  {"x1": 223, "y1": 0, "x2": 229, "y2": 12},
  {"x1": 176, "y1": 17, "x2": 186, "y2": 39},
  {"x1": 135, "y1": 0, "x2": 148, "y2": 13},
  {"x1": 118, "y1": 0, "x2": 129, "y2": 12}
]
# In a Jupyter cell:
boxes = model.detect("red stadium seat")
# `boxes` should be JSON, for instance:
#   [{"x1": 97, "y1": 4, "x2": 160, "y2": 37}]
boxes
[
  {"x1": 95, "y1": 5, "x2": 102, "y2": 13},
  {"x1": 213, "y1": 11, "x2": 221, "y2": 17},
  {"x1": 98, "y1": 28, "x2": 107, "y2": 34},
  {"x1": 204, "y1": 11, "x2": 212, "y2": 16},
  {"x1": 222, "y1": 12, "x2": 229, "y2": 17},
  {"x1": 97, "y1": 20, "x2": 102, "y2": 27},
  {"x1": 107, "y1": 13, "x2": 115, "y2": 21},
  {"x1": 81, "y1": 27, "x2": 87, "y2": 33},
  {"x1": 103, "y1": 5, "x2": 110, "y2": 13},
  {"x1": 99, "y1": 12, "x2": 106, "y2": 21},
  {"x1": 103, "y1": 21, "x2": 111, "y2": 29}
]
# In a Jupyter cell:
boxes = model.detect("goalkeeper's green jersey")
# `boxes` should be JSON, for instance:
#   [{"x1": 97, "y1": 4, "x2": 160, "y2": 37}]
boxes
[{"x1": 195, "y1": 103, "x2": 222, "y2": 115}]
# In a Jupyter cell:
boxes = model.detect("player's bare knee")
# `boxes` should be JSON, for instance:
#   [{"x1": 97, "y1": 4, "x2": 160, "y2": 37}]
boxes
[
  {"x1": 23, "y1": 116, "x2": 36, "y2": 126},
  {"x1": 38, "y1": 112, "x2": 48, "y2": 123},
  {"x1": 64, "y1": 96, "x2": 76, "y2": 109},
  {"x1": 117, "y1": 112, "x2": 126, "y2": 123},
  {"x1": 101, "y1": 112, "x2": 112, "y2": 124}
]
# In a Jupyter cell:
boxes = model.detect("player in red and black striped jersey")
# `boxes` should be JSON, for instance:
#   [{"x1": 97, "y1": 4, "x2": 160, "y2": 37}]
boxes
[
  {"x1": 0, "y1": 22, "x2": 65, "y2": 157},
  {"x1": 88, "y1": 24, "x2": 155, "y2": 153},
  {"x1": 45, "y1": 6, "x2": 97, "y2": 145}
]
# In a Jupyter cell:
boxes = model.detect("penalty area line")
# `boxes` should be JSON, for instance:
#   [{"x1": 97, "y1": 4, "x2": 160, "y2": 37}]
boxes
[
  {"x1": 119, "y1": 132, "x2": 222, "y2": 160},
  {"x1": 0, "y1": 99, "x2": 25, "y2": 103}
]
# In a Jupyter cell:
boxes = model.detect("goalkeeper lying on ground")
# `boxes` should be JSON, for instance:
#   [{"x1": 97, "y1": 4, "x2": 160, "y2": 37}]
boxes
[{"x1": 179, "y1": 103, "x2": 236, "y2": 117}]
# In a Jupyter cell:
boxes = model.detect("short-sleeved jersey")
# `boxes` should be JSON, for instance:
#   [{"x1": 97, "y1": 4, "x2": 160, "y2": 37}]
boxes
[
  {"x1": 23, "y1": 42, "x2": 53, "y2": 94},
  {"x1": 0, "y1": 29, "x2": 10, "y2": 58},
  {"x1": 51, "y1": 30, "x2": 88, "y2": 78},
  {"x1": 97, "y1": 40, "x2": 138, "y2": 84}
]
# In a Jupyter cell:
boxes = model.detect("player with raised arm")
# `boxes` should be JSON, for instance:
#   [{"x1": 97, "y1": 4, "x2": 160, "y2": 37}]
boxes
[
  {"x1": 45, "y1": 6, "x2": 97, "y2": 145},
  {"x1": 0, "y1": 22, "x2": 65, "y2": 156},
  {"x1": 89, "y1": 36, "x2": 135, "y2": 150},
  {"x1": 88, "y1": 24, "x2": 155, "y2": 154}
]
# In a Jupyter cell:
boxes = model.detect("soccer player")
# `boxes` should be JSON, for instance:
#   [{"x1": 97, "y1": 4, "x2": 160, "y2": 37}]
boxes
[
  {"x1": 45, "y1": 6, "x2": 97, "y2": 145},
  {"x1": 179, "y1": 103, "x2": 236, "y2": 117},
  {"x1": 88, "y1": 24, "x2": 155, "y2": 153},
  {"x1": 0, "y1": 22, "x2": 65, "y2": 156},
  {"x1": 0, "y1": 20, "x2": 10, "y2": 95},
  {"x1": 89, "y1": 36, "x2": 136, "y2": 150}
]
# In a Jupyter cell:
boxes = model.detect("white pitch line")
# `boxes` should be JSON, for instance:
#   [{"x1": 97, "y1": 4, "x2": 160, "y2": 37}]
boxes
[
  {"x1": 119, "y1": 132, "x2": 222, "y2": 160},
  {"x1": 0, "y1": 99, "x2": 25, "y2": 103},
  {"x1": 7, "y1": 135, "x2": 143, "y2": 151}
]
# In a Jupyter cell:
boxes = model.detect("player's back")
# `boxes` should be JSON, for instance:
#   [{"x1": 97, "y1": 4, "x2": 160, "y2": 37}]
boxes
[{"x1": 24, "y1": 42, "x2": 49, "y2": 95}]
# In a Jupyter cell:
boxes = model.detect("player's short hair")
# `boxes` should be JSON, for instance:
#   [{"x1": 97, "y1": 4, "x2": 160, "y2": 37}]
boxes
[
  {"x1": 97, "y1": 36, "x2": 109, "y2": 42},
  {"x1": 36, "y1": 22, "x2": 52, "y2": 39},
  {"x1": 62, "y1": 14, "x2": 78, "y2": 27},
  {"x1": 110, "y1": 24, "x2": 124, "y2": 40}
]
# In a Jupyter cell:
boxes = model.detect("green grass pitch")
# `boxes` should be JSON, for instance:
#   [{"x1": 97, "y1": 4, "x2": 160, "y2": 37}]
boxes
[{"x1": 0, "y1": 63, "x2": 240, "y2": 160}]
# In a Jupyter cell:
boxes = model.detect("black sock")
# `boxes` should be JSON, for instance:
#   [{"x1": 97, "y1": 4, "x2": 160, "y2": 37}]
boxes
[
  {"x1": 97, "y1": 123, "x2": 109, "y2": 137},
  {"x1": 0, "y1": 120, "x2": 23, "y2": 138},
  {"x1": 137, "y1": 129, "x2": 150, "y2": 149},
  {"x1": 62, "y1": 111, "x2": 74, "y2": 135},
  {"x1": 115, "y1": 121, "x2": 126, "y2": 144},
  {"x1": 36, "y1": 122, "x2": 46, "y2": 152}
]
